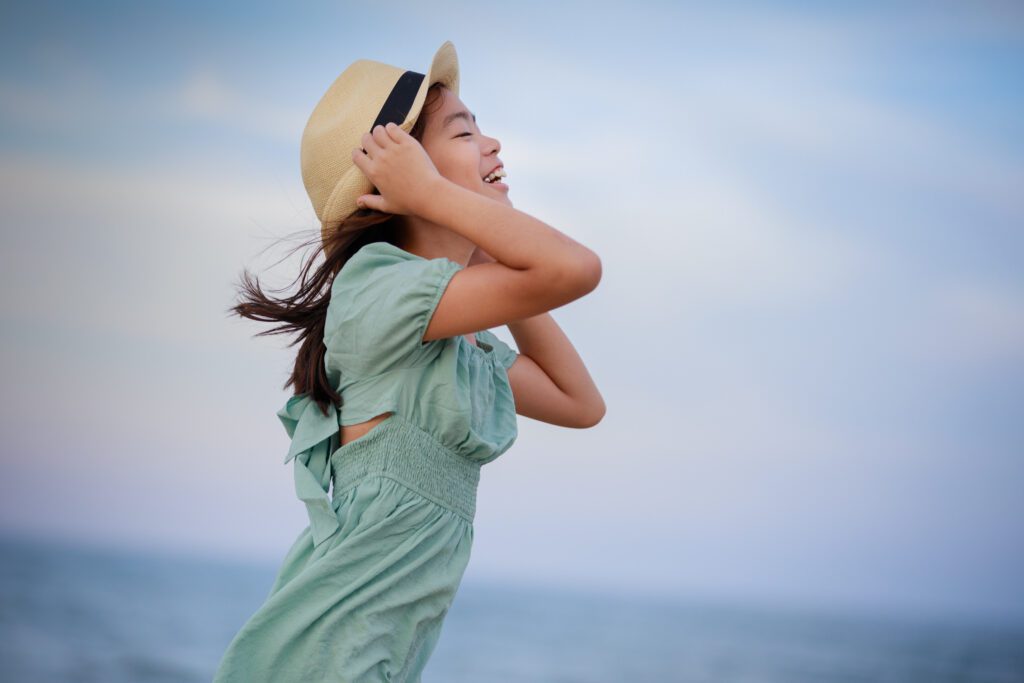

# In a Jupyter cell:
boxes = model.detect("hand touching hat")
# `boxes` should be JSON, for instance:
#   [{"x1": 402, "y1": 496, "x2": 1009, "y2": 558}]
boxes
[{"x1": 300, "y1": 41, "x2": 460, "y2": 243}]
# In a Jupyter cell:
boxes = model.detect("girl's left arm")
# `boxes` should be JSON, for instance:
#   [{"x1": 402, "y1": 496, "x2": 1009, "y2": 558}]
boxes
[
  {"x1": 506, "y1": 313, "x2": 605, "y2": 428},
  {"x1": 470, "y1": 246, "x2": 605, "y2": 429}
]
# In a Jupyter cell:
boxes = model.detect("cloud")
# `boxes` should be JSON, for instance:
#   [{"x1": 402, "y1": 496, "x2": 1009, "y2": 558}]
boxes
[
  {"x1": 925, "y1": 279, "x2": 1024, "y2": 364},
  {"x1": 171, "y1": 67, "x2": 308, "y2": 143},
  {"x1": 0, "y1": 58, "x2": 307, "y2": 145},
  {"x1": 0, "y1": 151, "x2": 317, "y2": 348}
]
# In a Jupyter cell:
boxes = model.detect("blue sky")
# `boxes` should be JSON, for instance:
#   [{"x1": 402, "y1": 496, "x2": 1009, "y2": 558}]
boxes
[{"x1": 1, "y1": 0, "x2": 1022, "y2": 624}]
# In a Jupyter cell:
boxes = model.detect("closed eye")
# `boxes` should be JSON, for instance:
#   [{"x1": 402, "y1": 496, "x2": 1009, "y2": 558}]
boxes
[{"x1": 456, "y1": 132, "x2": 472, "y2": 138}]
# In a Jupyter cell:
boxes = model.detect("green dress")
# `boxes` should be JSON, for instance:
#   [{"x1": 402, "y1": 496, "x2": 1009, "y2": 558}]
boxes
[{"x1": 213, "y1": 241, "x2": 519, "y2": 682}]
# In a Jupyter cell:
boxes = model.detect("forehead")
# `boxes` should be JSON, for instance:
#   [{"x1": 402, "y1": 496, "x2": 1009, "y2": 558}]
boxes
[
  {"x1": 431, "y1": 90, "x2": 476, "y2": 131},
  {"x1": 440, "y1": 109, "x2": 476, "y2": 129}
]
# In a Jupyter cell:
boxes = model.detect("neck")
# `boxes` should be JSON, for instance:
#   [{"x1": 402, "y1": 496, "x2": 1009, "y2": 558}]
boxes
[{"x1": 394, "y1": 216, "x2": 476, "y2": 266}]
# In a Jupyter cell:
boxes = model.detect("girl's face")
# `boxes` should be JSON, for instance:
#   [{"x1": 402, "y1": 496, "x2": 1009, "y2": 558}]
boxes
[{"x1": 420, "y1": 88, "x2": 511, "y2": 206}]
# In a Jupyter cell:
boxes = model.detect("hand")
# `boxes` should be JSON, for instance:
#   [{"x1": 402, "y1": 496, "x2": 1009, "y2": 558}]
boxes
[{"x1": 350, "y1": 122, "x2": 443, "y2": 216}]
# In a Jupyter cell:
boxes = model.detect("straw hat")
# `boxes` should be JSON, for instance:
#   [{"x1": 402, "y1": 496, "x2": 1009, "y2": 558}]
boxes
[{"x1": 300, "y1": 41, "x2": 460, "y2": 244}]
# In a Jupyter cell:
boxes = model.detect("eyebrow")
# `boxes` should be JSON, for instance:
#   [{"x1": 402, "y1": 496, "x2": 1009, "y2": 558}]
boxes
[{"x1": 442, "y1": 110, "x2": 476, "y2": 129}]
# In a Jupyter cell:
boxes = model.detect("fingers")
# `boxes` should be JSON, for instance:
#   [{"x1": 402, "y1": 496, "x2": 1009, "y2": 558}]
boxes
[
  {"x1": 384, "y1": 121, "x2": 405, "y2": 141},
  {"x1": 357, "y1": 122, "x2": 402, "y2": 160},
  {"x1": 357, "y1": 192, "x2": 394, "y2": 214},
  {"x1": 374, "y1": 122, "x2": 406, "y2": 144},
  {"x1": 351, "y1": 144, "x2": 367, "y2": 166},
  {"x1": 370, "y1": 122, "x2": 401, "y2": 146},
  {"x1": 350, "y1": 122, "x2": 407, "y2": 206},
  {"x1": 359, "y1": 131, "x2": 378, "y2": 159},
  {"x1": 371, "y1": 124, "x2": 390, "y2": 148}
]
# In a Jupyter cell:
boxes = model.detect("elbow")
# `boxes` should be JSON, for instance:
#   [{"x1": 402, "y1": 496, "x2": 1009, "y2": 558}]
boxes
[
  {"x1": 556, "y1": 248, "x2": 602, "y2": 300},
  {"x1": 515, "y1": 248, "x2": 600, "y2": 335},
  {"x1": 576, "y1": 250, "x2": 602, "y2": 294},
  {"x1": 575, "y1": 397, "x2": 606, "y2": 429}
]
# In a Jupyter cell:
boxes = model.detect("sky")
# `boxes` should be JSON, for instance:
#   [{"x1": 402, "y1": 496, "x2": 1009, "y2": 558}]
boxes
[{"x1": 1, "y1": 0, "x2": 1022, "y2": 625}]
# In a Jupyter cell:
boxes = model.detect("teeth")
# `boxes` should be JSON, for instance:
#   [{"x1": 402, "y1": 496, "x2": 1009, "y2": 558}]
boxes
[{"x1": 484, "y1": 168, "x2": 507, "y2": 183}]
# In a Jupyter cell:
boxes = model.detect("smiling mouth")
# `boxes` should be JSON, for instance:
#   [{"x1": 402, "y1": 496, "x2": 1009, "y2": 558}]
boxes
[
  {"x1": 483, "y1": 172, "x2": 508, "y2": 189},
  {"x1": 483, "y1": 167, "x2": 507, "y2": 185}
]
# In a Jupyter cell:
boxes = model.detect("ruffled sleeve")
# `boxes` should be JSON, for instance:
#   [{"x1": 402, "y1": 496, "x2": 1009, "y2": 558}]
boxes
[
  {"x1": 325, "y1": 242, "x2": 463, "y2": 376},
  {"x1": 475, "y1": 329, "x2": 519, "y2": 370},
  {"x1": 277, "y1": 393, "x2": 341, "y2": 547}
]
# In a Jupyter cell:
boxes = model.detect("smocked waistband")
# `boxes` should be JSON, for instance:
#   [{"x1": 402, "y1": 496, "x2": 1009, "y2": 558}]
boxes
[{"x1": 329, "y1": 413, "x2": 480, "y2": 522}]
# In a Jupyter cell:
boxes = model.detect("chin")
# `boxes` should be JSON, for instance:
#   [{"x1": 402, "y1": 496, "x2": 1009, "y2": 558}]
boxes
[{"x1": 473, "y1": 180, "x2": 513, "y2": 205}]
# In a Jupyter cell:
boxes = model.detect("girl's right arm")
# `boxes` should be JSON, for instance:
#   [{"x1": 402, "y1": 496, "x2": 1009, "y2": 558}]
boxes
[
  {"x1": 416, "y1": 176, "x2": 601, "y2": 341},
  {"x1": 351, "y1": 121, "x2": 600, "y2": 341}
]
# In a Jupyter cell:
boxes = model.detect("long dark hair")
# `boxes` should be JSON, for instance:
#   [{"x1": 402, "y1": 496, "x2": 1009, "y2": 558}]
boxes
[{"x1": 226, "y1": 82, "x2": 447, "y2": 419}]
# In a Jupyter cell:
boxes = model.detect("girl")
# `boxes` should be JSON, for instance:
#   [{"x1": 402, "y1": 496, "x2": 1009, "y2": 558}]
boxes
[{"x1": 213, "y1": 41, "x2": 604, "y2": 682}]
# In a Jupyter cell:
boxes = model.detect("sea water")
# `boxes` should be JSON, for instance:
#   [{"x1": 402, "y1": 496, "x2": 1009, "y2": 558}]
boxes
[{"x1": 1, "y1": 533, "x2": 1021, "y2": 683}]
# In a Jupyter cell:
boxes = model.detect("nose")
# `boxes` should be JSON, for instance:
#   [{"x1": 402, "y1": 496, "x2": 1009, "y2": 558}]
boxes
[{"x1": 484, "y1": 134, "x2": 500, "y2": 155}]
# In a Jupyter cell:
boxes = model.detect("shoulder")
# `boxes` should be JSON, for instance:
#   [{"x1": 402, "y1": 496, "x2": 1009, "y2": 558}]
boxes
[
  {"x1": 332, "y1": 241, "x2": 459, "y2": 295},
  {"x1": 325, "y1": 241, "x2": 463, "y2": 373},
  {"x1": 350, "y1": 240, "x2": 412, "y2": 267},
  {"x1": 333, "y1": 241, "x2": 414, "y2": 289}
]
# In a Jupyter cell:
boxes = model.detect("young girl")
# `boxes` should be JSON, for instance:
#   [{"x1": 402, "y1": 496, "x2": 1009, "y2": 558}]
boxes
[{"x1": 213, "y1": 40, "x2": 604, "y2": 682}]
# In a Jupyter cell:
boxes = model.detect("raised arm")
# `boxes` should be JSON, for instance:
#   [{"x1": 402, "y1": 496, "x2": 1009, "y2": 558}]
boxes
[
  {"x1": 417, "y1": 177, "x2": 601, "y2": 341},
  {"x1": 351, "y1": 120, "x2": 601, "y2": 343}
]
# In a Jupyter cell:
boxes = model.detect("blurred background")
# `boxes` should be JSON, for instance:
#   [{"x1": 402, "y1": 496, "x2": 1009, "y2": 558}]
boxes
[{"x1": 1, "y1": 0, "x2": 1022, "y2": 681}]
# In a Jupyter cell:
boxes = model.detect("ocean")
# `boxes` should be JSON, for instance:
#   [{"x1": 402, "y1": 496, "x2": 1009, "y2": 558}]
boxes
[{"x1": 1, "y1": 533, "x2": 1021, "y2": 682}]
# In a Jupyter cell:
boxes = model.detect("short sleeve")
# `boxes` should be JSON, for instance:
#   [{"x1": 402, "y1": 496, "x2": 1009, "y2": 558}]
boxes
[
  {"x1": 326, "y1": 243, "x2": 463, "y2": 376},
  {"x1": 475, "y1": 329, "x2": 519, "y2": 370}
]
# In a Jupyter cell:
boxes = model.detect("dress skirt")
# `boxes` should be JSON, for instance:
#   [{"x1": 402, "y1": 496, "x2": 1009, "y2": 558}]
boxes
[{"x1": 212, "y1": 413, "x2": 479, "y2": 683}]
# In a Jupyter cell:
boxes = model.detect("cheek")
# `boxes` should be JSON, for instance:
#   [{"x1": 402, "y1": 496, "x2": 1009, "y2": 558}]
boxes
[{"x1": 435, "y1": 150, "x2": 482, "y2": 185}]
